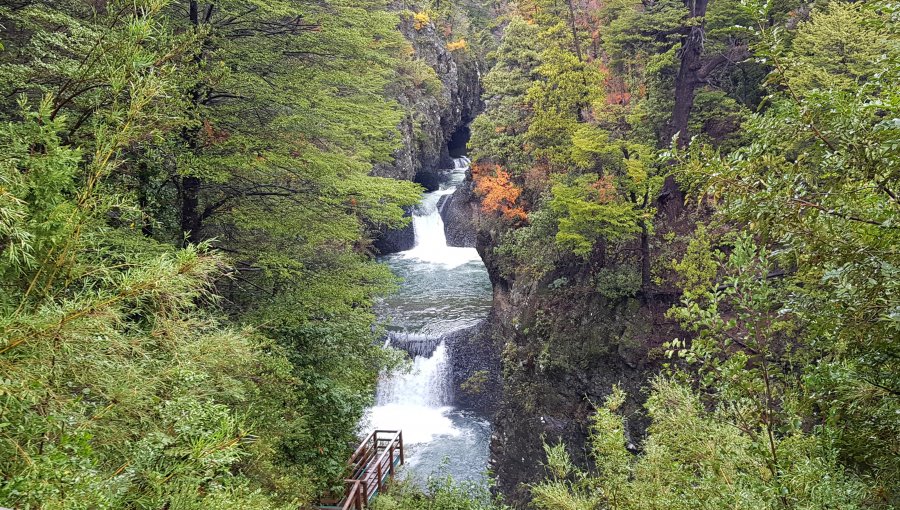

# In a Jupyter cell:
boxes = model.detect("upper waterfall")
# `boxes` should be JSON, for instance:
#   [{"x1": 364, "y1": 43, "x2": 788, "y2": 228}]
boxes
[{"x1": 402, "y1": 157, "x2": 481, "y2": 268}]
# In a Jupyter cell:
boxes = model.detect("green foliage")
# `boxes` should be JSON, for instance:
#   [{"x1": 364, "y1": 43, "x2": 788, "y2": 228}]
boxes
[
  {"x1": 524, "y1": 49, "x2": 605, "y2": 166},
  {"x1": 400, "y1": 57, "x2": 445, "y2": 98},
  {"x1": 470, "y1": 0, "x2": 666, "y2": 279},
  {"x1": 688, "y1": 90, "x2": 750, "y2": 150},
  {"x1": 786, "y1": 2, "x2": 891, "y2": 92},
  {"x1": 460, "y1": 370, "x2": 491, "y2": 395},
  {"x1": 0, "y1": 0, "x2": 432, "y2": 506},
  {"x1": 371, "y1": 474, "x2": 507, "y2": 510},
  {"x1": 591, "y1": 267, "x2": 641, "y2": 300},
  {"x1": 670, "y1": 1, "x2": 900, "y2": 504},
  {"x1": 533, "y1": 379, "x2": 866, "y2": 510},
  {"x1": 476, "y1": 0, "x2": 898, "y2": 508},
  {"x1": 0, "y1": 94, "x2": 304, "y2": 507},
  {"x1": 494, "y1": 206, "x2": 560, "y2": 280},
  {"x1": 684, "y1": 0, "x2": 900, "y2": 502},
  {"x1": 548, "y1": 174, "x2": 642, "y2": 256},
  {"x1": 470, "y1": 16, "x2": 544, "y2": 173},
  {"x1": 669, "y1": 224, "x2": 718, "y2": 299},
  {"x1": 601, "y1": 0, "x2": 687, "y2": 81}
]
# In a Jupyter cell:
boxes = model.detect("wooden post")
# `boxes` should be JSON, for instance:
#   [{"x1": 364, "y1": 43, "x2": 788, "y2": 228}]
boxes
[
  {"x1": 398, "y1": 431, "x2": 405, "y2": 465},
  {"x1": 388, "y1": 443, "x2": 395, "y2": 476},
  {"x1": 376, "y1": 461, "x2": 383, "y2": 493}
]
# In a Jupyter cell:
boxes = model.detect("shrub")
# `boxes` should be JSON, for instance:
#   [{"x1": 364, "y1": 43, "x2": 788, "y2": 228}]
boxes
[{"x1": 413, "y1": 11, "x2": 431, "y2": 31}]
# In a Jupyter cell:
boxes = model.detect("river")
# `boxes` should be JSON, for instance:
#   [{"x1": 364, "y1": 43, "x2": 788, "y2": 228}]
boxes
[{"x1": 365, "y1": 157, "x2": 494, "y2": 487}]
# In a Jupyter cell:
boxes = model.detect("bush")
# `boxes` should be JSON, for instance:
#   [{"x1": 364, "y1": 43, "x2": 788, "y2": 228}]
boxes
[{"x1": 372, "y1": 474, "x2": 506, "y2": 510}]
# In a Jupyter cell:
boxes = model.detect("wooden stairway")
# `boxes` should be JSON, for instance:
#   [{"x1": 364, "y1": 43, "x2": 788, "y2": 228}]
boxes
[{"x1": 318, "y1": 430, "x2": 405, "y2": 510}]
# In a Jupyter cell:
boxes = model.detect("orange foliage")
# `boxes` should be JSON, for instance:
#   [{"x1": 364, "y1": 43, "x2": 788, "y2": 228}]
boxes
[
  {"x1": 607, "y1": 90, "x2": 632, "y2": 105},
  {"x1": 472, "y1": 163, "x2": 528, "y2": 222},
  {"x1": 591, "y1": 175, "x2": 617, "y2": 203},
  {"x1": 604, "y1": 74, "x2": 632, "y2": 105},
  {"x1": 597, "y1": 60, "x2": 610, "y2": 75},
  {"x1": 201, "y1": 119, "x2": 230, "y2": 147}
]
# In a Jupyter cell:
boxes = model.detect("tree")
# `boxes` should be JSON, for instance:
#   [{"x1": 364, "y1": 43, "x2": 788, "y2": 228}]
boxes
[
  {"x1": 673, "y1": 0, "x2": 900, "y2": 502},
  {"x1": 0, "y1": 7, "x2": 310, "y2": 504},
  {"x1": 532, "y1": 379, "x2": 866, "y2": 510},
  {"x1": 548, "y1": 173, "x2": 641, "y2": 256},
  {"x1": 0, "y1": 0, "x2": 424, "y2": 504},
  {"x1": 470, "y1": 16, "x2": 544, "y2": 173},
  {"x1": 473, "y1": 163, "x2": 528, "y2": 222}
]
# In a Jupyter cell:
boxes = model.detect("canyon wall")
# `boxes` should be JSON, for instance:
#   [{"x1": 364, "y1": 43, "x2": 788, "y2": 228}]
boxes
[
  {"x1": 372, "y1": 8, "x2": 484, "y2": 254},
  {"x1": 440, "y1": 177, "x2": 693, "y2": 507}
]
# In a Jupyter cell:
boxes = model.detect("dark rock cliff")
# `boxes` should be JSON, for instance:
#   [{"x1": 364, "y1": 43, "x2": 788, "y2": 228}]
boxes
[
  {"x1": 454, "y1": 183, "x2": 693, "y2": 508},
  {"x1": 372, "y1": 208, "x2": 416, "y2": 254},
  {"x1": 373, "y1": 13, "x2": 483, "y2": 187},
  {"x1": 446, "y1": 321, "x2": 501, "y2": 415},
  {"x1": 438, "y1": 175, "x2": 478, "y2": 247}
]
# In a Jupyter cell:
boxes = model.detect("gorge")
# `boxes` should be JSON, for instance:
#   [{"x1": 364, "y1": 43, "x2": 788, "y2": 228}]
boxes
[
  {"x1": 1, "y1": 1, "x2": 896, "y2": 509},
  {"x1": 369, "y1": 157, "x2": 493, "y2": 487}
]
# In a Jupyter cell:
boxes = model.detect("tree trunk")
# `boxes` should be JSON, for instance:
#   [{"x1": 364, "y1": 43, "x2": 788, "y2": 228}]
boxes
[
  {"x1": 565, "y1": 0, "x2": 583, "y2": 62},
  {"x1": 180, "y1": 176, "x2": 202, "y2": 246},
  {"x1": 180, "y1": 1, "x2": 204, "y2": 246},
  {"x1": 640, "y1": 219, "x2": 651, "y2": 298},
  {"x1": 137, "y1": 163, "x2": 153, "y2": 237}
]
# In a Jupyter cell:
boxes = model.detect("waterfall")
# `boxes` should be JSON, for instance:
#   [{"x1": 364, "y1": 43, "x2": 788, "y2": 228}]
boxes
[
  {"x1": 402, "y1": 157, "x2": 480, "y2": 269},
  {"x1": 370, "y1": 341, "x2": 459, "y2": 445},
  {"x1": 377, "y1": 342, "x2": 451, "y2": 408},
  {"x1": 368, "y1": 155, "x2": 491, "y2": 483}
]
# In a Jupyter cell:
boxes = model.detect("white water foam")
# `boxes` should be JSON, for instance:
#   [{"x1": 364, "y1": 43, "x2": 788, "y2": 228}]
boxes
[
  {"x1": 401, "y1": 158, "x2": 481, "y2": 269},
  {"x1": 368, "y1": 342, "x2": 460, "y2": 446}
]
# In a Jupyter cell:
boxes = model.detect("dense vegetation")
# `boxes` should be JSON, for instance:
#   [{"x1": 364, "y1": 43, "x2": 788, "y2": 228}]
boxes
[
  {"x1": 0, "y1": 0, "x2": 439, "y2": 507},
  {"x1": 372, "y1": 476, "x2": 504, "y2": 510},
  {"x1": 2, "y1": 0, "x2": 897, "y2": 508},
  {"x1": 466, "y1": 0, "x2": 898, "y2": 507}
]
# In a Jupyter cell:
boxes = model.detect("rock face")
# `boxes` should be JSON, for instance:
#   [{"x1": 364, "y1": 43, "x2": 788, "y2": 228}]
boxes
[
  {"x1": 483, "y1": 276, "x2": 669, "y2": 505},
  {"x1": 454, "y1": 184, "x2": 691, "y2": 507},
  {"x1": 445, "y1": 321, "x2": 501, "y2": 415},
  {"x1": 372, "y1": 15, "x2": 483, "y2": 188},
  {"x1": 483, "y1": 283, "x2": 671, "y2": 506},
  {"x1": 372, "y1": 208, "x2": 415, "y2": 255},
  {"x1": 438, "y1": 176, "x2": 478, "y2": 247}
]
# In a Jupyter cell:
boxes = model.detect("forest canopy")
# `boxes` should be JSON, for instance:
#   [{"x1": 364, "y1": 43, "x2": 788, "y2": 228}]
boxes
[
  {"x1": 467, "y1": 0, "x2": 899, "y2": 507},
  {"x1": 0, "y1": 0, "x2": 426, "y2": 507}
]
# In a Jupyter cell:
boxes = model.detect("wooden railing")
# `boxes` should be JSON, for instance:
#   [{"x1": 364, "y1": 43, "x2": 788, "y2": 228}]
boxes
[
  {"x1": 318, "y1": 430, "x2": 404, "y2": 509},
  {"x1": 337, "y1": 479, "x2": 366, "y2": 510}
]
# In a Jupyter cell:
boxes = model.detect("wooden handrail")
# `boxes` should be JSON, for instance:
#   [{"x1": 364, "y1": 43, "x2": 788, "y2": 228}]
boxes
[
  {"x1": 348, "y1": 431, "x2": 377, "y2": 466},
  {"x1": 342, "y1": 480, "x2": 363, "y2": 510},
  {"x1": 318, "y1": 429, "x2": 404, "y2": 509}
]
